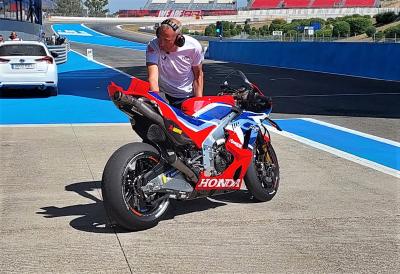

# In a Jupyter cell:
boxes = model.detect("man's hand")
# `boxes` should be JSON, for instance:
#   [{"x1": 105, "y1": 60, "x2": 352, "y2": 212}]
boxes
[
  {"x1": 192, "y1": 64, "x2": 203, "y2": 97},
  {"x1": 147, "y1": 63, "x2": 160, "y2": 92}
]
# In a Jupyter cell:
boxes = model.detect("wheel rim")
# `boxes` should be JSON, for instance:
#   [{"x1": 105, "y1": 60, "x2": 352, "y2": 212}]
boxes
[
  {"x1": 122, "y1": 152, "x2": 169, "y2": 217},
  {"x1": 255, "y1": 143, "x2": 279, "y2": 194}
]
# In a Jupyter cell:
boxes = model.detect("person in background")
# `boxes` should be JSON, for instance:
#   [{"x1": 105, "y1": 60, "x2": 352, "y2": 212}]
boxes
[
  {"x1": 9, "y1": 31, "x2": 22, "y2": 41},
  {"x1": 146, "y1": 18, "x2": 204, "y2": 109},
  {"x1": 0, "y1": 35, "x2": 4, "y2": 43}
]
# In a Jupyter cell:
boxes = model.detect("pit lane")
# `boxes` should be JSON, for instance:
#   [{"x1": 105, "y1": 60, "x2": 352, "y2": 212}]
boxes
[{"x1": 0, "y1": 23, "x2": 398, "y2": 273}]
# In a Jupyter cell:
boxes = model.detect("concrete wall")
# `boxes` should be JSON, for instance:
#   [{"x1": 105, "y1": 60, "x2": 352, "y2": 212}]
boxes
[{"x1": 208, "y1": 41, "x2": 400, "y2": 81}]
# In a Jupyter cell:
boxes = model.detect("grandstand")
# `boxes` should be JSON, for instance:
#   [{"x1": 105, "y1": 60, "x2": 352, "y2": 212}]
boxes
[
  {"x1": 248, "y1": 0, "x2": 378, "y2": 8},
  {"x1": 144, "y1": 0, "x2": 238, "y2": 10}
]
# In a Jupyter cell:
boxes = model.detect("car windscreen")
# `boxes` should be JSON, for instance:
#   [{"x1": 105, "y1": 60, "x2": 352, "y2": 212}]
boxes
[{"x1": 0, "y1": 45, "x2": 47, "y2": 56}]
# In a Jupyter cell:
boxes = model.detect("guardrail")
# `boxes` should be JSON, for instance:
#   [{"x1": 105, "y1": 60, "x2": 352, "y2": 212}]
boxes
[{"x1": 46, "y1": 42, "x2": 70, "y2": 64}]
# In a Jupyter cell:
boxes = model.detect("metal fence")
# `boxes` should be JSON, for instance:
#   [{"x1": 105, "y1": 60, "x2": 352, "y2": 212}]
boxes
[
  {"x1": 46, "y1": 42, "x2": 70, "y2": 64},
  {"x1": 229, "y1": 32, "x2": 399, "y2": 43}
]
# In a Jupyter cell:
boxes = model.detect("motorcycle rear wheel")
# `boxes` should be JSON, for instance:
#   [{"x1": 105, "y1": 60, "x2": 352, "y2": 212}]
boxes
[
  {"x1": 102, "y1": 142, "x2": 170, "y2": 231},
  {"x1": 244, "y1": 140, "x2": 280, "y2": 202}
]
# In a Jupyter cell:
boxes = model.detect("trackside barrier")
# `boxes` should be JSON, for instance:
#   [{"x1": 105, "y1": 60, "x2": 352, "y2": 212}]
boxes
[
  {"x1": 208, "y1": 41, "x2": 400, "y2": 82},
  {"x1": 46, "y1": 42, "x2": 70, "y2": 64}
]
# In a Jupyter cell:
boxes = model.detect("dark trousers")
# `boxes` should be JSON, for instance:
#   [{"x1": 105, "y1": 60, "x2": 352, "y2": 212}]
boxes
[{"x1": 164, "y1": 93, "x2": 192, "y2": 110}]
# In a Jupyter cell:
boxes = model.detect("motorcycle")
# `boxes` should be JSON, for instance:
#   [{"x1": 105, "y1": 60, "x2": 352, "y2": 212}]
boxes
[{"x1": 102, "y1": 70, "x2": 281, "y2": 231}]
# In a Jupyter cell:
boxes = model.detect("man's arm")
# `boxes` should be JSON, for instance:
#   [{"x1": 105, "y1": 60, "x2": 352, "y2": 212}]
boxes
[
  {"x1": 147, "y1": 63, "x2": 159, "y2": 92},
  {"x1": 192, "y1": 64, "x2": 203, "y2": 97}
]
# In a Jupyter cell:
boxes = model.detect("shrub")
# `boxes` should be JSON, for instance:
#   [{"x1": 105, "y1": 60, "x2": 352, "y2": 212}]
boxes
[
  {"x1": 384, "y1": 24, "x2": 400, "y2": 38},
  {"x1": 333, "y1": 21, "x2": 351, "y2": 37},
  {"x1": 365, "y1": 26, "x2": 376, "y2": 37},
  {"x1": 375, "y1": 12, "x2": 397, "y2": 25},
  {"x1": 204, "y1": 25, "x2": 215, "y2": 36}
]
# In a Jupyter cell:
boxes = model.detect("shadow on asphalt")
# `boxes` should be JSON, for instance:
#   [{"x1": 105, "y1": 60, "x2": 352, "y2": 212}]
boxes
[{"x1": 37, "y1": 181, "x2": 257, "y2": 233}]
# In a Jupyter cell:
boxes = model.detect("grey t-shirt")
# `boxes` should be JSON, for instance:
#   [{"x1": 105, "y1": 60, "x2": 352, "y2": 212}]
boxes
[{"x1": 146, "y1": 35, "x2": 203, "y2": 98}]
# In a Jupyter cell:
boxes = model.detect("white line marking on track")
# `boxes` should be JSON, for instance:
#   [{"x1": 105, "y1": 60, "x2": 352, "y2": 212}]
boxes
[
  {"x1": 300, "y1": 118, "x2": 400, "y2": 147},
  {"x1": 267, "y1": 125, "x2": 400, "y2": 179},
  {"x1": 70, "y1": 49, "x2": 134, "y2": 79},
  {"x1": 0, "y1": 123, "x2": 131, "y2": 128},
  {"x1": 81, "y1": 23, "x2": 109, "y2": 37},
  {"x1": 273, "y1": 92, "x2": 400, "y2": 98},
  {"x1": 51, "y1": 25, "x2": 146, "y2": 52}
]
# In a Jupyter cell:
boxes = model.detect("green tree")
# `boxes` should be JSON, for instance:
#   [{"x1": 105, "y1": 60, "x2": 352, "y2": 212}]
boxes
[
  {"x1": 365, "y1": 26, "x2": 376, "y2": 37},
  {"x1": 332, "y1": 21, "x2": 351, "y2": 37},
  {"x1": 55, "y1": 0, "x2": 84, "y2": 16},
  {"x1": 286, "y1": 30, "x2": 297, "y2": 37},
  {"x1": 244, "y1": 24, "x2": 251, "y2": 34},
  {"x1": 204, "y1": 25, "x2": 215, "y2": 36},
  {"x1": 84, "y1": 0, "x2": 109, "y2": 17},
  {"x1": 269, "y1": 19, "x2": 287, "y2": 32},
  {"x1": 222, "y1": 21, "x2": 230, "y2": 31},
  {"x1": 384, "y1": 24, "x2": 400, "y2": 38},
  {"x1": 315, "y1": 28, "x2": 333, "y2": 37},
  {"x1": 309, "y1": 18, "x2": 326, "y2": 29},
  {"x1": 345, "y1": 17, "x2": 372, "y2": 36}
]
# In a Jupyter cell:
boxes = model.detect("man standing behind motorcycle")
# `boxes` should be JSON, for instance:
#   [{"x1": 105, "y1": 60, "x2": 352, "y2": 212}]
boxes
[{"x1": 146, "y1": 18, "x2": 204, "y2": 109}]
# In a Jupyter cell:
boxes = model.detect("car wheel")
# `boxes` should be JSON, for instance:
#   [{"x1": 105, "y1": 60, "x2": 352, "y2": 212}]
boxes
[{"x1": 47, "y1": 87, "x2": 58, "y2": 97}]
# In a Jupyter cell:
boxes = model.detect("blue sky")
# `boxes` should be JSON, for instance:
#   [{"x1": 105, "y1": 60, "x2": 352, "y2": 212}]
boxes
[{"x1": 108, "y1": 0, "x2": 248, "y2": 12}]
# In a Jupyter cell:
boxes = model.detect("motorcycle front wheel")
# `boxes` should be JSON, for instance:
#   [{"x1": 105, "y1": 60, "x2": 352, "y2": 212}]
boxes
[
  {"x1": 102, "y1": 142, "x2": 170, "y2": 231},
  {"x1": 244, "y1": 139, "x2": 280, "y2": 202}
]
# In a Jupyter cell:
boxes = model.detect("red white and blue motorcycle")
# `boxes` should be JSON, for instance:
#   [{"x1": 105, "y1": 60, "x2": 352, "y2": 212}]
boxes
[{"x1": 102, "y1": 71, "x2": 281, "y2": 231}]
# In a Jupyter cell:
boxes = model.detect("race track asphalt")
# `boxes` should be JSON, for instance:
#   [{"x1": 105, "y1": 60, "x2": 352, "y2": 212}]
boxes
[{"x1": 0, "y1": 22, "x2": 398, "y2": 273}]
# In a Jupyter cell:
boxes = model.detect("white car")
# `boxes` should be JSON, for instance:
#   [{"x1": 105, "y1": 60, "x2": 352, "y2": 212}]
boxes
[{"x1": 0, "y1": 41, "x2": 58, "y2": 96}]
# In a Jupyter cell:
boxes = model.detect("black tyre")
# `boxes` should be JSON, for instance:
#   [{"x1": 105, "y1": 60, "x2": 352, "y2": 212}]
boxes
[
  {"x1": 46, "y1": 86, "x2": 58, "y2": 97},
  {"x1": 244, "y1": 139, "x2": 280, "y2": 202},
  {"x1": 101, "y1": 142, "x2": 170, "y2": 231}
]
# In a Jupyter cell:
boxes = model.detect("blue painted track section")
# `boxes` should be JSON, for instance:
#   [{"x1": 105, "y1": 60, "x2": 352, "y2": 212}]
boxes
[
  {"x1": 52, "y1": 24, "x2": 146, "y2": 51},
  {"x1": 1, "y1": 26, "x2": 398, "y2": 173},
  {"x1": 0, "y1": 51, "x2": 131, "y2": 124},
  {"x1": 278, "y1": 119, "x2": 400, "y2": 171}
]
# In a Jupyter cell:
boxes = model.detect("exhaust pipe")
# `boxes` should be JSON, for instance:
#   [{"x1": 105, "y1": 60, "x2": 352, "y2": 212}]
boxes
[
  {"x1": 167, "y1": 152, "x2": 198, "y2": 183},
  {"x1": 113, "y1": 91, "x2": 163, "y2": 125}
]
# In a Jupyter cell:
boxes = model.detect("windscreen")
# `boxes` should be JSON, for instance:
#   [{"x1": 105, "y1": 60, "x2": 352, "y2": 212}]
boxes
[
  {"x1": 0, "y1": 45, "x2": 47, "y2": 56},
  {"x1": 221, "y1": 70, "x2": 252, "y2": 92}
]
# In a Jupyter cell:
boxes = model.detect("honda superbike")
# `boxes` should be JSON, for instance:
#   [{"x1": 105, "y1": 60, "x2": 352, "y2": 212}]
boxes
[{"x1": 102, "y1": 71, "x2": 281, "y2": 231}]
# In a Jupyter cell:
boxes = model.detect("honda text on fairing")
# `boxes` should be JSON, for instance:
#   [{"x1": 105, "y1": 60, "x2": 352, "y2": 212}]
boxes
[{"x1": 102, "y1": 71, "x2": 281, "y2": 231}]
